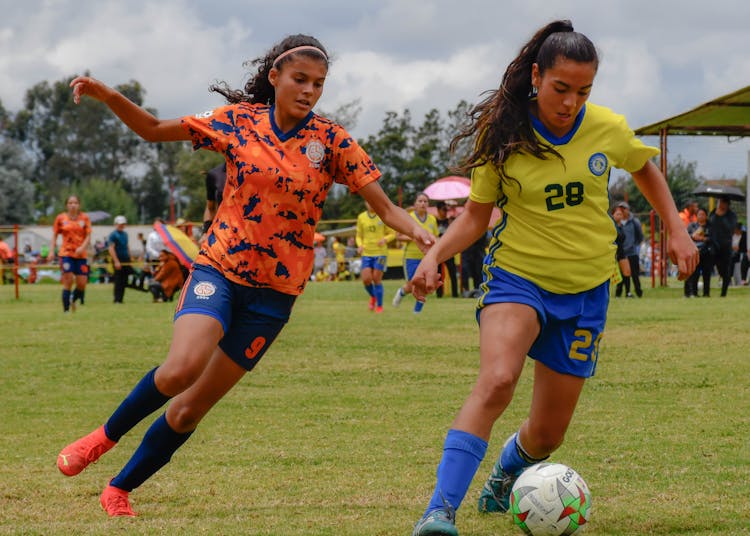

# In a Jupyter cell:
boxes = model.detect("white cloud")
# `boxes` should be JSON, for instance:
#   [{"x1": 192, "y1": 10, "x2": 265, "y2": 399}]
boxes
[{"x1": 2, "y1": 0, "x2": 749, "y2": 179}]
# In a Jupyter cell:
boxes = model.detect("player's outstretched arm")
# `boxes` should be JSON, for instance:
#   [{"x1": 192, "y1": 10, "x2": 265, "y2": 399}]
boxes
[
  {"x1": 70, "y1": 76, "x2": 189, "y2": 143},
  {"x1": 631, "y1": 160, "x2": 699, "y2": 280}
]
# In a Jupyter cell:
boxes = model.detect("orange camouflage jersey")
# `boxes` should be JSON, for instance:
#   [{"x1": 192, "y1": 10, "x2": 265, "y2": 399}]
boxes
[
  {"x1": 182, "y1": 103, "x2": 381, "y2": 295},
  {"x1": 52, "y1": 212, "x2": 91, "y2": 258}
]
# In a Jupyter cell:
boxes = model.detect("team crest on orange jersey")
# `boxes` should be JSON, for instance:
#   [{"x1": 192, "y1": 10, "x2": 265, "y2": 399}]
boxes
[{"x1": 305, "y1": 139, "x2": 325, "y2": 168}]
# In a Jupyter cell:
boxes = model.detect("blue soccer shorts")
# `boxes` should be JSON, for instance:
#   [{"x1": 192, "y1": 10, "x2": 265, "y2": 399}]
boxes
[
  {"x1": 175, "y1": 264, "x2": 296, "y2": 371},
  {"x1": 361, "y1": 255, "x2": 387, "y2": 272},
  {"x1": 60, "y1": 257, "x2": 89, "y2": 276},
  {"x1": 476, "y1": 266, "x2": 609, "y2": 378}
]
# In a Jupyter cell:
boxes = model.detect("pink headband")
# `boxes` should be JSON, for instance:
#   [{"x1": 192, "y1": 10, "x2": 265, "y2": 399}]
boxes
[{"x1": 272, "y1": 45, "x2": 328, "y2": 67}]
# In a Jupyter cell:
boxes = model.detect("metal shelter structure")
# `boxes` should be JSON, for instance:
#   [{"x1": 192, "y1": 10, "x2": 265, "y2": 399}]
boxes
[{"x1": 634, "y1": 85, "x2": 750, "y2": 286}]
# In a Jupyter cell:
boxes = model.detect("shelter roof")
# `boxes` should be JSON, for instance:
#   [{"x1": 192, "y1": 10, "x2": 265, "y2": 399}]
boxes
[{"x1": 635, "y1": 85, "x2": 750, "y2": 137}]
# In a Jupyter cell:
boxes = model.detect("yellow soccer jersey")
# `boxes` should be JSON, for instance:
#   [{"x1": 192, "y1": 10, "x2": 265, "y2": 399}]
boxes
[
  {"x1": 356, "y1": 211, "x2": 394, "y2": 256},
  {"x1": 470, "y1": 102, "x2": 658, "y2": 294},
  {"x1": 403, "y1": 211, "x2": 439, "y2": 260}
]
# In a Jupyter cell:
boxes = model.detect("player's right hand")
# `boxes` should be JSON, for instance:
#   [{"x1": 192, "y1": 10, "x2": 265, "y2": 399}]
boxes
[{"x1": 70, "y1": 76, "x2": 114, "y2": 105}]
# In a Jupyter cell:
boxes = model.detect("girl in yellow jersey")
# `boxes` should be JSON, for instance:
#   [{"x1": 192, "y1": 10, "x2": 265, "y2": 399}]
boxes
[
  {"x1": 409, "y1": 20, "x2": 698, "y2": 536},
  {"x1": 356, "y1": 199, "x2": 395, "y2": 312},
  {"x1": 392, "y1": 192, "x2": 439, "y2": 313},
  {"x1": 58, "y1": 34, "x2": 434, "y2": 518}
]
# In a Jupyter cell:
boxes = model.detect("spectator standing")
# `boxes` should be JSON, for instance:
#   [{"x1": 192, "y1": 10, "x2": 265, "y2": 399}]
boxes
[
  {"x1": 731, "y1": 222, "x2": 746, "y2": 286},
  {"x1": 614, "y1": 201, "x2": 644, "y2": 297},
  {"x1": 684, "y1": 207, "x2": 713, "y2": 297},
  {"x1": 612, "y1": 205, "x2": 632, "y2": 288},
  {"x1": 679, "y1": 199, "x2": 698, "y2": 227},
  {"x1": 708, "y1": 196, "x2": 737, "y2": 297},
  {"x1": 435, "y1": 201, "x2": 459, "y2": 298},
  {"x1": 460, "y1": 231, "x2": 487, "y2": 296},
  {"x1": 49, "y1": 195, "x2": 92, "y2": 312},
  {"x1": 108, "y1": 215, "x2": 132, "y2": 304}
]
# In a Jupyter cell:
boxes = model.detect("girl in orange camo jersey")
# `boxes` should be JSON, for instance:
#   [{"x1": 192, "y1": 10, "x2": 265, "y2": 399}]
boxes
[{"x1": 58, "y1": 33, "x2": 434, "y2": 518}]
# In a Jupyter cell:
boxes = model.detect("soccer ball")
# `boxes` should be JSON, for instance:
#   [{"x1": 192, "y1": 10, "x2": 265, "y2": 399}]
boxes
[{"x1": 509, "y1": 462, "x2": 592, "y2": 536}]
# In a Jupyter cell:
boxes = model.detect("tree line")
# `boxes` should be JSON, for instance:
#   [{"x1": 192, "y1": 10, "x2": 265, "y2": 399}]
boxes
[{"x1": 0, "y1": 74, "x2": 710, "y2": 226}]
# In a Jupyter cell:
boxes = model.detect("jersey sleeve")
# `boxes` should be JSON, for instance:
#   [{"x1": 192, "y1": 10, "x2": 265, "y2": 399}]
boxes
[
  {"x1": 329, "y1": 126, "x2": 381, "y2": 193},
  {"x1": 180, "y1": 105, "x2": 239, "y2": 153},
  {"x1": 609, "y1": 112, "x2": 660, "y2": 173},
  {"x1": 469, "y1": 162, "x2": 501, "y2": 204}
]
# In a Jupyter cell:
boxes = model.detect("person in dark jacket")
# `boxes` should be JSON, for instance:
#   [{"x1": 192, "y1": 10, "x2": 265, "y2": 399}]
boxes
[
  {"x1": 708, "y1": 196, "x2": 738, "y2": 297},
  {"x1": 614, "y1": 201, "x2": 644, "y2": 297}
]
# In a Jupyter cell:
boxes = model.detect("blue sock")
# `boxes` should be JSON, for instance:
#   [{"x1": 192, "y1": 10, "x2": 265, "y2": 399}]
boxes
[
  {"x1": 73, "y1": 288, "x2": 84, "y2": 304},
  {"x1": 62, "y1": 289, "x2": 71, "y2": 311},
  {"x1": 374, "y1": 284, "x2": 384, "y2": 307},
  {"x1": 425, "y1": 429, "x2": 488, "y2": 515},
  {"x1": 110, "y1": 413, "x2": 193, "y2": 492},
  {"x1": 414, "y1": 300, "x2": 425, "y2": 313},
  {"x1": 105, "y1": 367, "x2": 171, "y2": 442},
  {"x1": 499, "y1": 432, "x2": 546, "y2": 475},
  {"x1": 365, "y1": 283, "x2": 375, "y2": 297}
]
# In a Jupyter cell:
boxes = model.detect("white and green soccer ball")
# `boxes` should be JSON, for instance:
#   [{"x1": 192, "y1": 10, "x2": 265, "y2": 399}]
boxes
[{"x1": 509, "y1": 462, "x2": 592, "y2": 536}]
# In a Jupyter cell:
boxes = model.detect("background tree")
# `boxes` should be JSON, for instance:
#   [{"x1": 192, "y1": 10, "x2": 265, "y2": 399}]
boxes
[
  {"x1": 610, "y1": 156, "x2": 703, "y2": 215},
  {"x1": 360, "y1": 110, "x2": 414, "y2": 206},
  {"x1": 6, "y1": 74, "x2": 154, "y2": 214},
  {"x1": 0, "y1": 139, "x2": 35, "y2": 224},
  {"x1": 51, "y1": 178, "x2": 138, "y2": 225}
]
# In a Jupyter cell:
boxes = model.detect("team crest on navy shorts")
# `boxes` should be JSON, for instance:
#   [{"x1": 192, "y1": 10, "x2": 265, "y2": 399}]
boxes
[
  {"x1": 193, "y1": 281, "x2": 216, "y2": 299},
  {"x1": 588, "y1": 152, "x2": 608, "y2": 176}
]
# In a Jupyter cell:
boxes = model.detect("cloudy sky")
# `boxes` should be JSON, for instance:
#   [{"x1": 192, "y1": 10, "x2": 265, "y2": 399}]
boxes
[{"x1": 2, "y1": 0, "x2": 749, "y2": 180}]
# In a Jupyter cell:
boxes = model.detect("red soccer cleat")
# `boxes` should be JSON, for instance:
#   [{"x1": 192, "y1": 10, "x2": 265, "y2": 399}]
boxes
[
  {"x1": 57, "y1": 425, "x2": 116, "y2": 477},
  {"x1": 100, "y1": 482, "x2": 137, "y2": 517},
  {"x1": 369, "y1": 296, "x2": 377, "y2": 310},
  {"x1": 375, "y1": 306, "x2": 384, "y2": 313}
]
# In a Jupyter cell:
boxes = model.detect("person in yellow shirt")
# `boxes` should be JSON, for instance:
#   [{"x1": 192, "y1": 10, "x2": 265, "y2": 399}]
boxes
[
  {"x1": 356, "y1": 199, "x2": 394, "y2": 312},
  {"x1": 409, "y1": 20, "x2": 698, "y2": 535},
  {"x1": 392, "y1": 192, "x2": 439, "y2": 313}
]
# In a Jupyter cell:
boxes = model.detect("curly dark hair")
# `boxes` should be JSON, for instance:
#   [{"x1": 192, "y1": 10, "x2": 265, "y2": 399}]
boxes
[
  {"x1": 450, "y1": 20, "x2": 598, "y2": 188},
  {"x1": 209, "y1": 34, "x2": 329, "y2": 105}
]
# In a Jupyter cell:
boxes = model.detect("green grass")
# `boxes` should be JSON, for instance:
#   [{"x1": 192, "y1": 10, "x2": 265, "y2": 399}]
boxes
[{"x1": 1, "y1": 281, "x2": 748, "y2": 535}]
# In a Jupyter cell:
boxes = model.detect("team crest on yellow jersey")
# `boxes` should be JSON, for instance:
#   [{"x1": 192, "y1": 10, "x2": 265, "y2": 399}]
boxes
[
  {"x1": 588, "y1": 152, "x2": 608, "y2": 176},
  {"x1": 305, "y1": 139, "x2": 326, "y2": 168}
]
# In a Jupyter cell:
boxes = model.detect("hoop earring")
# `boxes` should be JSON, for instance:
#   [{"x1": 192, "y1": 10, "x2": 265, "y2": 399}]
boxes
[{"x1": 530, "y1": 86, "x2": 538, "y2": 97}]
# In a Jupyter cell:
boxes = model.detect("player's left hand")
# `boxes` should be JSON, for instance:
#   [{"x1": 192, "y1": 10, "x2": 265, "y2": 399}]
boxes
[
  {"x1": 412, "y1": 227, "x2": 435, "y2": 255},
  {"x1": 668, "y1": 227, "x2": 699, "y2": 281}
]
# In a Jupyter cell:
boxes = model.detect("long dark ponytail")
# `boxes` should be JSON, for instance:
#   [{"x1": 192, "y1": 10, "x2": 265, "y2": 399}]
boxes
[
  {"x1": 450, "y1": 20, "x2": 598, "y2": 185},
  {"x1": 209, "y1": 34, "x2": 329, "y2": 105}
]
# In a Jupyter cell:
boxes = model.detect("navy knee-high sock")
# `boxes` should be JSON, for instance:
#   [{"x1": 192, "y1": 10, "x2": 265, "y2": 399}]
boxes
[
  {"x1": 374, "y1": 283, "x2": 384, "y2": 307},
  {"x1": 425, "y1": 429, "x2": 487, "y2": 515},
  {"x1": 62, "y1": 289, "x2": 71, "y2": 311},
  {"x1": 104, "y1": 367, "x2": 171, "y2": 442},
  {"x1": 110, "y1": 413, "x2": 193, "y2": 492},
  {"x1": 499, "y1": 432, "x2": 549, "y2": 475}
]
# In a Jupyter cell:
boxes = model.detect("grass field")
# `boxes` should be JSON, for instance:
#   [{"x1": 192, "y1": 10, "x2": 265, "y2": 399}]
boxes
[{"x1": 1, "y1": 280, "x2": 748, "y2": 535}]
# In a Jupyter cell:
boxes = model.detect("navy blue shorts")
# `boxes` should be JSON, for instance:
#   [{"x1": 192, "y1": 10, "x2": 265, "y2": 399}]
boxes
[
  {"x1": 60, "y1": 257, "x2": 89, "y2": 276},
  {"x1": 175, "y1": 265, "x2": 296, "y2": 371},
  {"x1": 361, "y1": 255, "x2": 387, "y2": 272},
  {"x1": 477, "y1": 266, "x2": 609, "y2": 378},
  {"x1": 404, "y1": 258, "x2": 421, "y2": 280}
]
